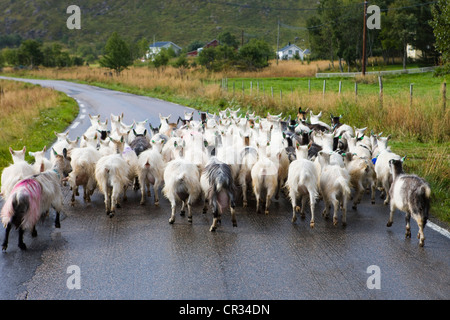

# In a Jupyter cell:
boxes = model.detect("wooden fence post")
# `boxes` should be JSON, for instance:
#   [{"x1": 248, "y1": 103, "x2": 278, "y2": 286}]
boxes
[
  {"x1": 339, "y1": 81, "x2": 342, "y2": 95},
  {"x1": 355, "y1": 82, "x2": 358, "y2": 102},
  {"x1": 378, "y1": 76, "x2": 383, "y2": 107},
  {"x1": 323, "y1": 79, "x2": 326, "y2": 98},
  {"x1": 271, "y1": 86, "x2": 274, "y2": 98},
  {"x1": 443, "y1": 81, "x2": 447, "y2": 111},
  {"x1": 308, "y1": 79, "x2": 311, "y2": 94},
  {"x1": 410, "y1": 83, "x2": 413, "y2": 108}
]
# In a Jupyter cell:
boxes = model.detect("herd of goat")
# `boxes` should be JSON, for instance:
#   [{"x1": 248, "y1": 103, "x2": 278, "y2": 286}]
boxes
[{"x1": 0, "y1": 107, "x2": 431, "y2": 250}]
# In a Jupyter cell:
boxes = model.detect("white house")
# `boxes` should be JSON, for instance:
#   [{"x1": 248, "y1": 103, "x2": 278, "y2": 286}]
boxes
[
  {"x1": 146, "y1": 41, "x2": 182, "y2": 59},
  {"x1": 277, "y1": 43, "x2": 309, "y2": 61}
]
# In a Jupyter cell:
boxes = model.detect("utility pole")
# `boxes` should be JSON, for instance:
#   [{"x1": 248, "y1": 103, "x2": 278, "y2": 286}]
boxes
[
  {"x1": 276, "y1": 19, "x2": 280, "y2": 65},
  {"x1": 362, "y1": 1, "x2": 368, "y2": 76},
  {"x1": 241, "y1": 30, "x2": 244, "y2": 47}
]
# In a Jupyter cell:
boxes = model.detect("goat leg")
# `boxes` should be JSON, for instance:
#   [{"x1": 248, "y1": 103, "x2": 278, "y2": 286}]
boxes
[{"x1": 2, "y1": 223, "x2": 12, "y2": 251}]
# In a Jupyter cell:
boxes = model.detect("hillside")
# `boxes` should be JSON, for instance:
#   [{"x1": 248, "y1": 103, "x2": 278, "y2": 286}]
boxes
[{"x1": 1, "y1": 0, "x2": 317, "y2": 51}]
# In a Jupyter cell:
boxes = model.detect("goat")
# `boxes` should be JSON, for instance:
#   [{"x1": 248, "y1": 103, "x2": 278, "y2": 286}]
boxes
[
  {"x1": 1, "y1": 150, "x2": 71, "y2": 251},
  {"x1": 137, "y1": 148, "x2": 165, "y2": 206},
  {"x1": 201, "y1": 157, "x2": 237, "y2": 231},
  {"x1": 67, "y1": 146, "x2": 101, "y2": 206},
  {"x1": 8, "y1": 146, "x2": 27, "y2": 163},
  {"x1": 29, "y1": 146, "x2": 52, "y2": 174},
  {"x1": 317, "y1": 151, "x2": 351, "y2": 226},
  {"x1": 251, "y1": 151, "x2": 279, "y2": 215},
  {"x1": 95, "y1": 153, "x2": 130, "y2": 217},
  {"x1": 163, "y1": 158, "x2": 201, "y2": 225},
  {"x1": 374, "y1": 135, "x2": 402, "y2": 205},
  {"x1": 387, "y1": 159, "x2": 431, "y2": 247},
  {"x1": 130, "y1": 129, "x2": 151, "y2": 157},
  {"x1": 346, "y1": 154, "x2": 376, "y2": 210},
  {"x1": 286, "y1": 145, "x2": 319, "y2": 227},
  {"x1": 309, "y1": 110, "x2": 331, "y2": 131},
  {"x1": 1, "y1": 148, "x2": 35, "y2": 201}
]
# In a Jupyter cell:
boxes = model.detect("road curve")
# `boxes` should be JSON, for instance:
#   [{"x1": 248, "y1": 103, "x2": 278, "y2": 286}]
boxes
[{"x1": 0, "y1": 76, "x2": 449, "y2": 301}]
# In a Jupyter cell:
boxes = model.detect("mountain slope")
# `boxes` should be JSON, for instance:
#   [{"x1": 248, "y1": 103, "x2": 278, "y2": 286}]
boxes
[{"x1": 1, "y1": 0, "x2": 317, "y2": 50}]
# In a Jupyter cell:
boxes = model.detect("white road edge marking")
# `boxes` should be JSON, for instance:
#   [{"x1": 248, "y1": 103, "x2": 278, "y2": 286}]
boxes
[
  {"x1": 427, "y1": 221, "x2": 450, "y2": 240},
  {"x1": 70, "y1": 121, "x2": 80, "y2": 129}
]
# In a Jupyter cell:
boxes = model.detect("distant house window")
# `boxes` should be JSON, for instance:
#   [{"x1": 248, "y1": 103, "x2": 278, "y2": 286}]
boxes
[
  {"x1": 296, "y1": 50, "x2": 299, "y2": 55},
  {"x1": 288, "y1": 50, "x2": 292, "y2": 54}
]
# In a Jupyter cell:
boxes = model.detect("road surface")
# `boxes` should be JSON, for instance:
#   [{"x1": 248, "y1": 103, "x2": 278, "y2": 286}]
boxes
[{"x1": 0, "y1": 76, "x2": 449, "y2": 301}]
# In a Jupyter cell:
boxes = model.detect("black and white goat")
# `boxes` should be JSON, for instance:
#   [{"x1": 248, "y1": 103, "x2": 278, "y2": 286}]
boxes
[
  {"x1": 387, "y1": 159, "x2": 431, "y2": 247},
  {"x1": 201, "y1": 157, "x2": 237, "y2": 232},
  {"x1": 1, "y1": 149, "x2": 71, "y2": 251}
]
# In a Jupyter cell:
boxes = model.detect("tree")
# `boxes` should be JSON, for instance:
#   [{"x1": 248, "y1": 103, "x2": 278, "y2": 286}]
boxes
[
  {"x1": 18, "y1": 39, "x2": 43, "y2": 68},
  {"x1": 99, "y1": 32, "x2": 133, "y2": 75},
  {"x1": 153, "y1": 48, "x2": 169, "y2": 68},
  {"x1": 237, "y1": 39, "x2": 273, "y2": 70},
  {"x1": 218, "y1": 31, "x2": 239, "y2": 49},
  {"x1": 430, "y1": 0, "x2": 450, "y2": 68}
]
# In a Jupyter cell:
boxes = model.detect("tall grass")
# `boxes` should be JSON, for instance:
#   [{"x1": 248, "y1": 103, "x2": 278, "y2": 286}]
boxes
[{"x1": 0, "y1": 80, "x2": 78, "y2": 173}]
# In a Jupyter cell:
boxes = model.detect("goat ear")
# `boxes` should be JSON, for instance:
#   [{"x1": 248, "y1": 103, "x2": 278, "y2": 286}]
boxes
[
  {"x1": 9, "y1": 147, "x2": 13, "y2": 154},
  {"x1": 52, "y1": 148, "x2": 58, "y2": 156},
  {"x1": 39, "y1": 162, "x2": 45, "y2": 173},
  {"x1": 401, "y1": 155, "x2": 407, "y2": 162},
  {"x1": 43, "y1": 146, "x2": 47, "y2": 152}
]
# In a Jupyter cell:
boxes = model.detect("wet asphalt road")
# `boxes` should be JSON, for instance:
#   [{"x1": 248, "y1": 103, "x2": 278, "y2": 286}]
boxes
[{"x1": 0, "y1": 77, "x2": 449, "y2": 300}]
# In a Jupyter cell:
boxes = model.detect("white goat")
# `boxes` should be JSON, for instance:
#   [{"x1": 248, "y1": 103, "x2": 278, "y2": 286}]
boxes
[
  {"x1": 29, "y1": 146, "x2": 52, "y2": 174},
  {"x1": 95, "y1": 153, "x2": 130, "y2": 217},
  {"x1": 318, "y1": 151, "x2": 351, "y2": 226},
  {"x1": 1, "y1": 147, "x2": 35, "y2": 200},
  {"x1": 286, "y1": 145, "x2": 319, "y2": 227},
  {"x1": 137, "y1": 148, "x2": 165, "y2": 206},
  {"x1": 67, "y1": 146, "x2": 101, "y2": 206},
  {"x1": 163, "y1": 158, "x2": 201, "y2": 225}
]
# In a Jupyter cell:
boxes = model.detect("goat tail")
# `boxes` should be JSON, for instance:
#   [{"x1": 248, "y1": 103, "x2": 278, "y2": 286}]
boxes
[{"x1": 337, "y1": 176, "x2": 351, "y2": 199}]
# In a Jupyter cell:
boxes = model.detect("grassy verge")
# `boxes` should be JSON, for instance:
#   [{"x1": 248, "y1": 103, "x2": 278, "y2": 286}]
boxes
[{"x1": 0, "y1": 79, "x2": 79, "y2": 174}]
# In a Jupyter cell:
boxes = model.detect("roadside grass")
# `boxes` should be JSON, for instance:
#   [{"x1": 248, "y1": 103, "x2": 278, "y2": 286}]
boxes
[
  {"x1": 1, "y1": 66, "x2": 448, "y2": 224},
  {"x1": 0, "y1": 80, "x2": 79, "y2": 175}
]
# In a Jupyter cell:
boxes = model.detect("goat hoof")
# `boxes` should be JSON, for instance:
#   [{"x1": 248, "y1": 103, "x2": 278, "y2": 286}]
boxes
[
  {"x1": 169, "y1": 218, "x2": 175, "y2": 224},
  {"x1": 2, "y1": 244, "x2": 8, "y2": 251},
  {"x1": 188, "y1": 217, "x2": 192, "y2": 223},
  {"x1": 71, "y1": 202, "x2": 75, "y2": 207},
  {"x1": 243, "y1": 201, "x2": 247, "y2": 208},
  {"x1": 264, "y1": 210, "x2": 269, "y2": 215},
  {"x1": 154, "y1": 201, "x2": 159, "y2": 206},
  {"x1": 310, "y1": 221, "x2": 315, "y2": 228},
  {"x1": 116, "y1": 203, "x2": 122, "y2": 208},
  {"x1": 233, "y1": 222, "x2": 237, "y2": 227},
  {"x1": 352, "y1": 205, "x2": 357, "y2": 211},
  {"x1": 18, "y1": 243, "x2": 27, "y2": 251},
  {"x1": 55, "y1": 222, "x2": 61, "y2": 228},
  {"x1": 342, "y1": 222, "x2": 347, "y2": 227},
  {"x1": 386, "y1": 221, "x2": 393, "y2": 227},
  {"x1": 180, "y1": 210, "x2": 185, "y2": 216},
  {"x1": 209, "y1": 226, "x2": 216, "y2": 232},
  {"x1": 333, "y1": 218, "x2": 338, "y2": 226},
  {"x1": 371, "y1": 200, "x2": 375, "y2": 205},
  {"x1": 140, "y1": 201, "x2": 145, "y2": 206},
  {"x1": 295, "y1": 206, "x2": 300, "y2": 212},
  {"x1": 292, "y1": 216, "x2": 297, "y2": 223},
  {"x1": 32, "y1": 229, "x2": 38, "y2": 237}
]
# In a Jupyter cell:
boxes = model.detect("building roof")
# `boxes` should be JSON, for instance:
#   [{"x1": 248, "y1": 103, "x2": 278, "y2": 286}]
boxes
[
  {"x1": 149, "y1": 41, "x2": 182, "y2": 50},
  {"x1": 277, "y1": 43, "x2": 303, "y2": 53}
]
